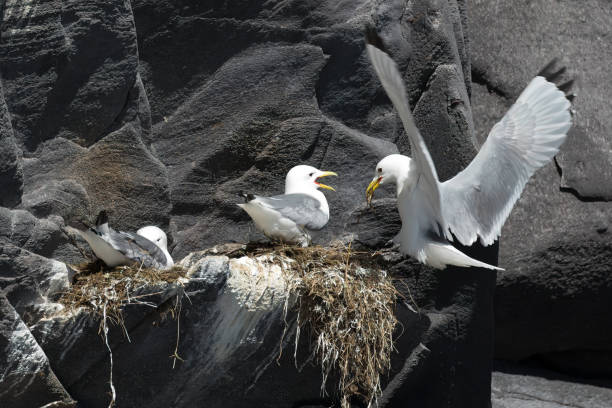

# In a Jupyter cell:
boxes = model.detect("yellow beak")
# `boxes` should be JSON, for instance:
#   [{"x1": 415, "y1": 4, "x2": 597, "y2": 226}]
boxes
[
  {"x1": 366, "y1": 176, "x2": 382, "y2": 205},
  {"x1": 315, "y1": 171, "x2": 338, "y2": 191}
]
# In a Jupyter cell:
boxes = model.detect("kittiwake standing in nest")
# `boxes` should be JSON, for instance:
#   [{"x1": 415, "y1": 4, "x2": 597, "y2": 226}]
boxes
[
  {"x1": 364, "y1": 27, "x2": 574, "y2": 270},
  {"x1": 238, "y1": 165, "x2": 337, "y2": 247},
  {"x1": 65, "y1": 210, "x2": 174, "y2": 270}
]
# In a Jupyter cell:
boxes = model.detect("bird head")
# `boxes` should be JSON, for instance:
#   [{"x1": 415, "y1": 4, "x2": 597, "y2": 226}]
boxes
[
  {"x1": 366, "y1": 154, "x2": 412, "y2": 205},
  {"x1": 285, "y1": 165, "x2": 338, "y2": 194},
  {"x1": 137, "y1": 226, "x2": 169, "y2": 251}
]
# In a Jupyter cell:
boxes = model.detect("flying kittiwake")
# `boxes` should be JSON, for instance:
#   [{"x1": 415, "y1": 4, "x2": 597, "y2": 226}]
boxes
[
  {"x1": 238, "y1": 165, "x2": 337, "y2": 247},
  {"x1": 364, "y1": 27, "x2": 573, "y2": 270},
  {"x1": 65, "y1": 210, "x2": 174, "y2": 270}
]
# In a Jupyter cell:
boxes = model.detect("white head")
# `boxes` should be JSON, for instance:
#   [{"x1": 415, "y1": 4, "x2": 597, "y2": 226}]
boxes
[
  {"x1": 137, "y1": 226, "x2": 169, "y2": 251},
  {"x1": 284, "y1": 165, "x2": 338, "y2": 194},
  {"x1": 366, "y1": 154, "x2": 413, "y2": 203}
]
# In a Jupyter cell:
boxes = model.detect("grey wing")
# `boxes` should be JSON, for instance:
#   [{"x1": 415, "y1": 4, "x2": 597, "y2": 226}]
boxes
[
  {"x1": 441, "y1": 76, "x2": 571, "y2": 246},
  {"x1": 256, "y1": 193, "x2": 329, "y2": 230},
  {"x1": 107, "y1": 230, "x2": 169, "y2": 268},
  {"x1": 366, "y1": 43, "x2": 444, "y2": 231},
  {"x1": 65, "y1": 226, "x2": 131, "y2": 266}
]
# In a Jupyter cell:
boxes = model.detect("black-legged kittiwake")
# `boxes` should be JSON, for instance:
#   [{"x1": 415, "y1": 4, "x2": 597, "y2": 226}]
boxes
[
  {"x1": 65, "y1": 211, "x2": 174, "y2": 269},
  {"x1": 364, "y1": 27, "x2": 573, "y2": 270},
  {"x1": 238, "y1": 165, "x2": 337, "y2": 247}
]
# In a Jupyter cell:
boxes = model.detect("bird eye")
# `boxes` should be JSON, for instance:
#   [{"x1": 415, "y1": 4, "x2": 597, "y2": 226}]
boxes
[
  {"x1": 378, "y1": 167, "x2": 382, "y2": 173},
  {"x1": 309, "y1": 172, "x2": 314, "y2": 177}
]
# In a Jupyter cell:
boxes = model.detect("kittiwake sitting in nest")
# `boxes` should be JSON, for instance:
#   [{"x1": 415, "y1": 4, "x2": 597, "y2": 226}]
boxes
[
  {"x1": 364, "y1": 27, "x2": 574, "y2": 270},
  {"x1": 65, "y1": 210, "x2": 174, "y2": 270},
  {"x1": 238, "y1": 165, "x2": 337, "y2": 247}
]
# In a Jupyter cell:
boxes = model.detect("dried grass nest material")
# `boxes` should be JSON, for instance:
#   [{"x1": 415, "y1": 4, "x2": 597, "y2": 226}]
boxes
[
  {"x1": 58, "y1": 261, "x2": 186, "y2": 325},
  {"x1": 58, "y1": 261, "x2": 188, "y2": 407},
  {"x1": 59, "y1": 245, "x2": 401, "y2": 408},
  {"x1": 259, "y1": 245, "x2": 400, "y2": 408}
]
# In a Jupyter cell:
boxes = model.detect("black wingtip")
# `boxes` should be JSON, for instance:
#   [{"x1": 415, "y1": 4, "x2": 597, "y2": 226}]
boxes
[
  {"x1": 537, "y1": 58, "x2": 576, "y2": 103},
  {"x1": 364, "y1": 24, "x2": 386, "y2": 52},
  {"x1": 95, "y1": 210, "x2": 109, "y2": 226},
  {"x1": 536, "y1": 58, "x2": 559, "y2": 78},
  {"x1": 558, "y1": 79, "x2": 575, "y2": 93},
  {"x1": 238, "y1": 191, "x2": 256, "y2": 203},
  {"x1": 539, "y1": 64, "x2": 566, "y2": 83}
]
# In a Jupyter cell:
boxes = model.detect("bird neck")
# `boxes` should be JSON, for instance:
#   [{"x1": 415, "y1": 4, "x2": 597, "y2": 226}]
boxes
[
  {"x1": 396, "y1": 177, "x2": 407, "y2": 197},
  {"x1": 162, "y1": 248, "x2": 174, "y2": 266},
  {"x1": 394, "y1": 158, "x2": 415, "y2": 197}
]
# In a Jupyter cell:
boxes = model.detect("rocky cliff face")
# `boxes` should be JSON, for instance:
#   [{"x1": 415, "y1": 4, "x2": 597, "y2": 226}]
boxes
[
  {"x1": 3, "y1": 0, "x2": 608, "y2": 407},
  {"x1": 469, "y1": 0, "x2": 612, "y2": 380},
  {"x1": 0, "y1": 1, "x2": 494, "y2": 406}
]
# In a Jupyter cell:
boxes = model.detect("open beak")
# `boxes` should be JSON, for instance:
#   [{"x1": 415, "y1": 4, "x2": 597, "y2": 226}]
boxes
[
  {"x1": 315, "y1": 171, "x2": 338, "y2": 191},
  {"x1": 366, "y1": 176, "x2": 382, "y2": 206}
]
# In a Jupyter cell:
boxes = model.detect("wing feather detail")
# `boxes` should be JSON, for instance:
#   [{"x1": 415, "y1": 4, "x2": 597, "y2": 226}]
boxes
[
  {"x1": 255, "y1": 193, "x2": 328, "y2": 230},
  {"x1": 441, "y1": 76, "x2": 572, "y2": 246},
  {"x1": 366, "y1": 43, "x2": 445, "y2": 234}
]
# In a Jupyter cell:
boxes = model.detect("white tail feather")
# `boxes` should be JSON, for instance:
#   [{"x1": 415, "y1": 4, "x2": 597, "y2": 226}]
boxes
[{"x1": 423, "y1": 242, "x2": 504, "y2": 270}]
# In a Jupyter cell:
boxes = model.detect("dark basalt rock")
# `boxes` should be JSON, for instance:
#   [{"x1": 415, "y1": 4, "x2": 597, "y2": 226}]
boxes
[
  {"x1": 492, "y1": 360, "x2": 612, "y2": 408},
  {"x1": 470, "y1": 1, "x2": 611, "y2": 201},
  {"x1": 469, "y1": 1, "x2": 612, "y2": 377},
  {"x1": 0, "y1": 81, "x2": 22, "y2": 208},
  {"x1": 344, "y1": 199, "x2": 400, "y2": 249},
  {"x1": 0, "y1": 0, "x2": 139, "y2": 151},
  {"x1": 0, "y1": 0, "x2": 500, "y2": 407},
  {"x1": 0, "y1": 294, "x2": 75, "y2": 408}
]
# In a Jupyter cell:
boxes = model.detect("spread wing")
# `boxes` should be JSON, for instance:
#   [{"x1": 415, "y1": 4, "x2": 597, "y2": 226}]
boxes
[
  {"x1": 255, "y1": 193, "x2": 329, "y2": 230},
  {"x1": 441, "y1": 75, "x2": 572, "y2": 246},
  {"x1": 366, "y1": 40, "x2": 445, "y2": 234}
]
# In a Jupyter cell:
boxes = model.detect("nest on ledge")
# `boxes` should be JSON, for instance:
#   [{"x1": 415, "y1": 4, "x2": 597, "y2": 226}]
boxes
[
  {"x1": 246, "y1": 244, "x2": 400, "y2": 408},
  {"x1": 58, "y1": 243, "x2": 402, "y2": 408},
  {"x1": 58, "y1": 260, "x2": 186, "y2": 332}
]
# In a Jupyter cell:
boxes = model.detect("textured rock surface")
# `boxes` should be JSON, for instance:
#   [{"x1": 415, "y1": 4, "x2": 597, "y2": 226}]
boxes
[
  {"x1": 0, "y1": 0, "x2": 498, "y2": 406},
  {"x1": 0, "y1": 80, "x2": 22, "y2": 208},
  {"x1": 21, "y1": 247, "x2": 487, "y2": 408},
  {"x1": 470, "y1": 0, "x2": 612, "y2": 200},
  {"x1": 58, "y1": 252, "x2": 327, "y2": 408},
  {"x1": 469, "y1": 0, "x2": 612, "y2": 376},
  {"x1": 0, "y1": 294, "x2": 74, "y2": 408},
  {"x1": 1, "y1": 0, "x2": 139, "y2": 150},
  {"x1": 492, "y1": 362, "x2": 612, "y2": 408}
]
